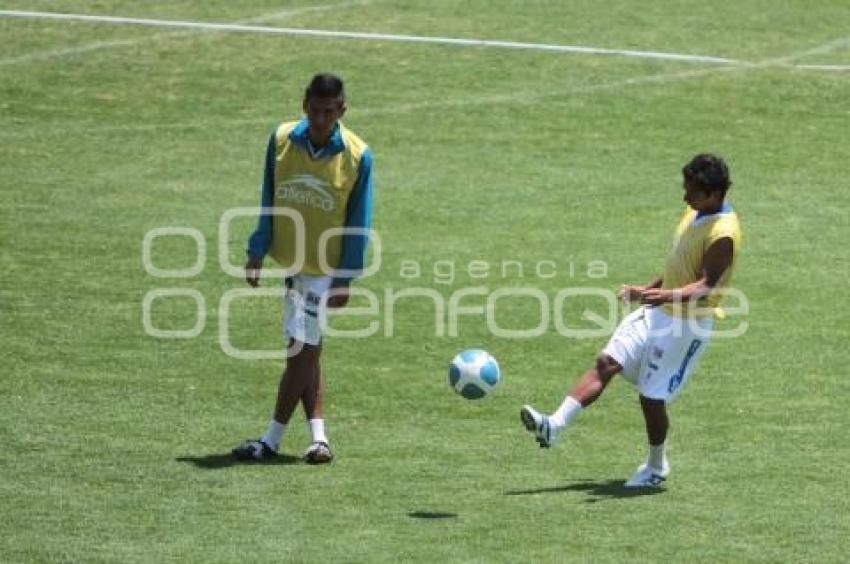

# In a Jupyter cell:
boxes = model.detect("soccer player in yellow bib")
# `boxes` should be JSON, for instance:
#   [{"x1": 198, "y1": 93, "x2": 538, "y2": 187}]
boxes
[
  {"x1": 233, "y1": 74, "x2": 373, "y2": 464},
  {"x1": 521, "y1": 153, "x2": 741, "y2": 487}
]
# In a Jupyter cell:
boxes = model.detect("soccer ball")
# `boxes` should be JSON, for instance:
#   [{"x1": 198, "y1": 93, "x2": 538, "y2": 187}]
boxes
[{"x1": 448, "y1": 349, "x2": 501, "y2": 400}]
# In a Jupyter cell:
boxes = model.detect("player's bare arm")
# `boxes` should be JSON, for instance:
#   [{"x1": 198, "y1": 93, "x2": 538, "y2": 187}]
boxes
[
  {"x1": 619, "y1": 277, "x2": 663, "y2": 303},
  {"x1": 640, "y1": 237, "x2": 734, "y2": 305},
  {"x1": 326, "y1": 278, "x2": 351, "y2": 308}
]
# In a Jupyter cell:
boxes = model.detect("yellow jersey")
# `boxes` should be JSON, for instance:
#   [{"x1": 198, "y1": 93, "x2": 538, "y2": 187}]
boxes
[
  {"x1": 660, "y1": 203, "x2": 742, "y2": 319},
  {"x1": 248, "y1": 118, "x2": 374, "y2": 277}
]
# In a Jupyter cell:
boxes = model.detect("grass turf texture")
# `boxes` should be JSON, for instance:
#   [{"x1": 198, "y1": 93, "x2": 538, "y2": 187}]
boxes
[{"x1": 2, "y1": 1, "x2": 849, "y2": 562}]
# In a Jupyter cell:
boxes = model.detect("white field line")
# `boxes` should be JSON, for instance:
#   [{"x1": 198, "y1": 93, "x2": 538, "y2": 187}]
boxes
[
  {"x1": 0, "y1": 9, "x2": 742, "y2": 65},
  {"x1": 0, "y1": 2, "x2": 373, "y2": 66},
  {"x1": 3, "y1": 9, "x2": 846, "y2": 73},
  {"x1": 770, "y1": 35, "x2": 850, "y2": 72},
  {"x1": 794, "y1": 64, "x2": 850, "y2": 71},
  {"x1": 777, "y1": 36, "x2": 850, "y2": 72}
]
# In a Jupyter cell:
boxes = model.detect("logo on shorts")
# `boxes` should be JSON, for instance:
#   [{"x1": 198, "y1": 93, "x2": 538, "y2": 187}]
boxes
[{"x1": 667, "y1": 339, "x2": 702, "y2": 394}]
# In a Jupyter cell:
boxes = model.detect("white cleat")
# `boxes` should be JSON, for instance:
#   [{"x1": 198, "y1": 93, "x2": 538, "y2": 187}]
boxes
[
  {"x1": 520, "y1": 405, "x2": 560, "y2": 448},
  {"x1": 625, "y1": 459, "x2": 670, "y2": 488},
  {"x1": 303, "y1": 441, "x2": 334, "y2": 464}
]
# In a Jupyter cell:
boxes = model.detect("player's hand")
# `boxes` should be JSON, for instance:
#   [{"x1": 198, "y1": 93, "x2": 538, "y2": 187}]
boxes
[
  {"x1": 245, "y1": 257, "x2": 263, "y2": 287},
  {"x1": 618, "y1": 285, "x2": 646, "y2": 303},
  {"x1": 640, "y1": 288, "x2": 673, "y2": 306},
  {"x1": 327, "y1": 279, "x2": 350, "y2": 308}
]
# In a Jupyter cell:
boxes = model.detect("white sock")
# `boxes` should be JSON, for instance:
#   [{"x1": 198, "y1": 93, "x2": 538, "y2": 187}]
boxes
[
  {"x1": 308, "y1": 418, "x2": 328, "y2": 444},
  {"x1": 648, "y1": 442, "x2": 667, "y2": 470},
  {"x1": 550, "y1": 395, "x2": 583, "y2": 429},
  {"x1": 261, "y1": 420, "x2": 287, "y2": 451}
]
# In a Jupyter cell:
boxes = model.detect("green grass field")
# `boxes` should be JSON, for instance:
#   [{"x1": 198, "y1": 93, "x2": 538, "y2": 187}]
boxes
[{"x1": 2, "y1": 1, "x2": 849, "y2": 562}]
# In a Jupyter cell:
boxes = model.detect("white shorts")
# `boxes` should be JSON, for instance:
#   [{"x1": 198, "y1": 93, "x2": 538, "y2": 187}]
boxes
[
  {"x1": 602, "y1": 306, "x2": 713, "y2": 402},
  {"x1": 283, "y1": 275, "x2": 333, "y2": 346}
]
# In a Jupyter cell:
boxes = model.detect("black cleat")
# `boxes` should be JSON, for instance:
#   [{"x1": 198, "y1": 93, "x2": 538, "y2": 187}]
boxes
[{"x1": 232, "y1": 439, "x2": 277, "y2": 461}]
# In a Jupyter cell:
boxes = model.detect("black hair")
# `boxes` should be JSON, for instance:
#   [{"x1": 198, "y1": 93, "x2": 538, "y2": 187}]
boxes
[
  {"x1": 683, "y1": 153, "x2": 732, "y2": 196},
  {"x1": 304, "y1": 73, "x2": 345, "y2": 102}
]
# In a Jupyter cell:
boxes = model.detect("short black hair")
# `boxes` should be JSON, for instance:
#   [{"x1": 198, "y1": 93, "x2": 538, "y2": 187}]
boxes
[
  {"x1": 683, "y1": 153, "x2": 732, "y2": 195},
  {"x1": 304, "y1": 73, "x2": 345, "y2": 101}
]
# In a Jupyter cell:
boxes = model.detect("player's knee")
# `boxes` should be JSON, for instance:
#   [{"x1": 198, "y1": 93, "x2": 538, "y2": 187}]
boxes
[
  {"x1": 639, "y1": 394, "x2": 666, "y2": 410},
  {"x1": 595, "y1": 354, "x2": 622, "y2": 380},
  {"x1": 287, "y1": 340, "x2": 322, "y2": 367}
]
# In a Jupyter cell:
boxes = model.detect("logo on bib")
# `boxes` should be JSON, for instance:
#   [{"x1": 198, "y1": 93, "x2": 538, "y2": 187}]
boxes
[{"x1": 276, "y1": 174, "x2": 336, "y2": 211}]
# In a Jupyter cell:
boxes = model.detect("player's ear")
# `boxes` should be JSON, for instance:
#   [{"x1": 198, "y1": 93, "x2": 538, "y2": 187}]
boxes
[
  {"x1": 302, "y1": 99, "x2": 309, "y2": 113},
  {"x1": 338, "y1": 103, "x2": 347, "y2": 118}
]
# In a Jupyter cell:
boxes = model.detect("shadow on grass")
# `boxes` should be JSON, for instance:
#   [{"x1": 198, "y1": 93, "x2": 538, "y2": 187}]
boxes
[
  {"x1": 408, "y1": 511, "x2": 458, "y2": 519},
  {"x1": 176, "y1": 452, "x2": 300, "y2": 469},
  {"x1": 505, "y1": 479, "x2": 665, "y2": 503}
]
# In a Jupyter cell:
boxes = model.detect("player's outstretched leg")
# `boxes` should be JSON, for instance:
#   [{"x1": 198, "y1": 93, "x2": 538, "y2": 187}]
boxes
[{"x1": 520, "y1": 355, "x2": 620, "y2": 449}]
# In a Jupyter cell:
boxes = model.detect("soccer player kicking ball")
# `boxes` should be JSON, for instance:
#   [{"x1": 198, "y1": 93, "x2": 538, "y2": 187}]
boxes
[
  {"x1": 233, "y1": 73, "x2": 374, "y2": 464},
  {"x1": 521, "y1": 154, "x2": 741, "y2": 487}
]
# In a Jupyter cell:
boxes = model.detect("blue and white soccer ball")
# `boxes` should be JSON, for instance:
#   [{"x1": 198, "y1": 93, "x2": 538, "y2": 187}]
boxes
[{"x1": 448, "y1": 349, "x2": 501, "y2": 400}]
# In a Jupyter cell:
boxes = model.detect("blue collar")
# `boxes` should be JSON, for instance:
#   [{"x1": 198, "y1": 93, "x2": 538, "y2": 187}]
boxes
[
  {"x1": 289, "y1": 117, "x2": 345, "y2": 158},
  {"x1": 695, "y1": 201, "x2": 732, "y2": 220}
]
